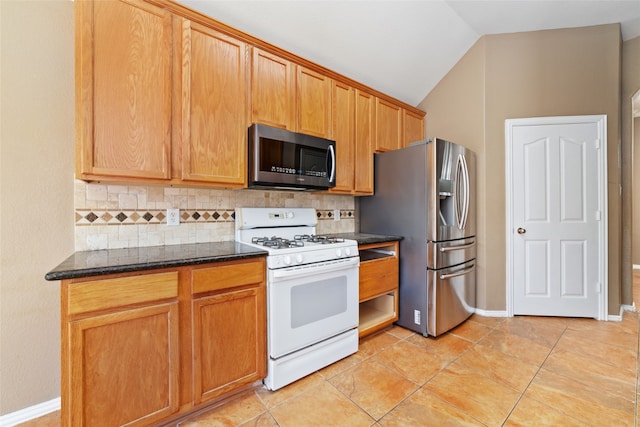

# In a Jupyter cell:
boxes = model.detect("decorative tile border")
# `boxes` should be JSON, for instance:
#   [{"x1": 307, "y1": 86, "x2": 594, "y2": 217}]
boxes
[
  {"x1": 76, "y1": 208, "x2": 354, "y2": 226},
  {"x1": 316, "y1": 209, "x2": 356, "y2": 221}
]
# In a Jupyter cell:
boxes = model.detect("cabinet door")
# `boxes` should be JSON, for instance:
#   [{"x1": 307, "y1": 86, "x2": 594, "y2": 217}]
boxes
[
  {"x1": 296, "y1": 66, "x2": 332, "y2": 138},
  {"x1": 192, "y1": 286, "x2": 266, "y2": 403},
  {"x1": 76, "y1": 0, "x2": 172, "y2": 180},
  {"x1": 331, "y1": 81, "x2": 355, "y2": 193},
  {"x1": 179, "y1": 20, "x2": 248, "y2": 185},
  {"x1": 354, "y1": 90, "x2": 375, "y2": 195},
  {"x1": 68, "y1": 303, "x2": 180, "y2": 426},
  {"x1": 191, "y1": 259, "x2": 266, "y2": 404},
  {"x1": 375, "y1": 98, "x2": 403, "y2": 152},
  {"x1": 251, "y1": 48, "x2": 295, "y2": 130},
  {"x1": 403, "y1": 109, "x2": 425, "y2": 147}
]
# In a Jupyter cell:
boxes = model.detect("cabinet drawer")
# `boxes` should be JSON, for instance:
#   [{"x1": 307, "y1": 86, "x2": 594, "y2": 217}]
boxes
[
  {"x1": 67, "y1": 272, "x2": 178, "y2": 315},
  {"x1": 192, "y1": 260, "x2": 265, "y2": 294},
  {"x1": 359, "y1": 257, "x2": 398, "y2": 301}
]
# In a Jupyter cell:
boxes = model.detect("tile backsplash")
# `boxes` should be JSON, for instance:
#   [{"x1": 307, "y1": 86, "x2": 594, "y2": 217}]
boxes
[{"x1": 74, "y1": 180, "x2": 356, "y2": 251}]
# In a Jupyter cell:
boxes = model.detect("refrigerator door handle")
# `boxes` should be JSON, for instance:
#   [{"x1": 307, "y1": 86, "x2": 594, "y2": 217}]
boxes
[
  {"x1": 439, "y1": 264, "x2": 476, "y2": 281},
  {"x1": 454, "y1": 154, "x2": 470, "y2": 230},
  {"x1": 439, "y1": 241, "x2": 476, "y2": 252}
]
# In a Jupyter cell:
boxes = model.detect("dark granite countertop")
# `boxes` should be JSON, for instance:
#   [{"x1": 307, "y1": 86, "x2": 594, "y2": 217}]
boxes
[
  {"x1": 45, "y1": 241, "x2": 268, "y2": 281},
  {"x1": 328, "y1": 232, "x2": 403, "y2": 246}
]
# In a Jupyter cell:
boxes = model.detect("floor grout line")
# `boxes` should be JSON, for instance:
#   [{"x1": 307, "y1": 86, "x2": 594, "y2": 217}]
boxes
[
  {"x1": 19, "y1": 303, "x2": 640, "y2": 426},
  {"x1": 499, "y1": 319, "x2": 572, "y2": 426}
]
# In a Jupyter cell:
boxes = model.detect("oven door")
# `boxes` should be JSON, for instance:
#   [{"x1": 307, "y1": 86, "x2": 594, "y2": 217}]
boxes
[{"x1": 267, "y1": 256, "x2": 359, "y2": 359}]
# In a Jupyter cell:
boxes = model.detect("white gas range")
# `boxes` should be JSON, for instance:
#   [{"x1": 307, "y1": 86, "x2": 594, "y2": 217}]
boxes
[{"x1": 235, "y1": 207, "x2": 359, "y2": 390}]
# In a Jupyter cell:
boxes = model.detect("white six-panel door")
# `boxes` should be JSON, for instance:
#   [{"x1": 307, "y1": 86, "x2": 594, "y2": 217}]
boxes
[{"x1": 506, "y1": 116, "x2": 607, "y2": 319}]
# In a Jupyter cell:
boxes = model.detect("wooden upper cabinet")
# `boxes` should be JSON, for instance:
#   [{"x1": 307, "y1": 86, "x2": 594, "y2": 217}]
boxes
[
  {"x1": 76, "y1": 0, "x2": 172, "y2": 180},
  {"x1": 74, "y1": 0, "x2": 425, "y2": 190},
  {"x1": 331, "y1": 81, "x2": 355, "y2": 193},
  {"x1": 296, "y1": 66, "x2": 332, "y2": 138},
  {"x1": 251, "y1": 48, "x2": 295, "y2": 130},
  {"x1": 354, "y1": 90, "x2": 375, "y2": 195},
  {"x1": 375, "y1": 98, "x2": 403, "y2": 152},
  {"x1": 177, "y1": 20, "x2": 248, "y2": 186},
  {"x1": 403, "y1": 109, "x2": 425, "y2": 147}
]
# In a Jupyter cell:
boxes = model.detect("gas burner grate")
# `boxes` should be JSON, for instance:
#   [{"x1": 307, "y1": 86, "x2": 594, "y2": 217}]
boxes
[
  {"x1": 252, "y1": 236, "x2": 305, "y2": 249},
  {"x1": 294, "y1": 234, "x2": 346, "y2": 244}
]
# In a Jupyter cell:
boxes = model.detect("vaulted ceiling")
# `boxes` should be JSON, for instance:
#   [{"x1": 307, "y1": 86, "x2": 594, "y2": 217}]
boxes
[{"x1": 178, "y1": 1, "x2": 640, "y2": 106}]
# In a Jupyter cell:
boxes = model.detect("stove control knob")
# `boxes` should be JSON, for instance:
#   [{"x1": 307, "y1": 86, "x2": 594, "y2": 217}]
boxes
[
  {"x1": 345, "y1": 247, "x2": 352, "y2": 256},
  {"x1": 283, "y1": 255, "x2": 292, "y2": 265},
  {"x1": 295, "y1": 254, "x2": 303, "y2": 264},
  {"x1": 336, "y1": 248, "x2": 343, "y2": 257},
  {"x1": 285, "y1": 211, "x2": 294, "y2": 219}
]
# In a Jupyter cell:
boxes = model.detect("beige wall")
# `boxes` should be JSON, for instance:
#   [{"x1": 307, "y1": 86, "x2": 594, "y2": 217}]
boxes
[
  {"x1": 0, "y1": 0, "x2": 75, "y2": 415},
  {"x1": 623, "y1": 37, "x2": 640, "y2": 276},
  {"x1": 415, "y1": 38, "x2": 489, "y2": 307},
  {"x1": 419, "y1": 24, "x2": 622, "y2": 313},
  {"x1": 635, "y1": 113, "x2": 640, "y2": 268},
  {"x1": 622, "y1": 36, "x2": 640, "y2": 302}
]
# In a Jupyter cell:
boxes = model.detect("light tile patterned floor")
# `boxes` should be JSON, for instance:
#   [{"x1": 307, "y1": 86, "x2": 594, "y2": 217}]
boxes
[
  {"x1": 175, "y1": 313, "x2": 639, "y2": 427},
  {"x1": 20, "y1": 272, "x2": 640, "y2": 426}
]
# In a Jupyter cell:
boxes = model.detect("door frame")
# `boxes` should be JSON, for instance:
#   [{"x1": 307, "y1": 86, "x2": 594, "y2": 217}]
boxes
[{"x1": 505, "y1": 115, "x2": 608, "y2": 320}]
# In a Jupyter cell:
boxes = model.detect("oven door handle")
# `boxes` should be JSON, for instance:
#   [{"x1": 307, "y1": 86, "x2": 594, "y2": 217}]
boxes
[{"x1": 271, "y1": 257, "x2": 359, "y2": 280}]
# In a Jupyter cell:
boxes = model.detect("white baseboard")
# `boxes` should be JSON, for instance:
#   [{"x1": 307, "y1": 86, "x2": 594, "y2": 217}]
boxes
[
  {"x1": 607, "y1": 305, "x2": 626, "y2": 322},
  {"x1": 473, "y1": 307, "x2": 629, "y2": 322},
  {"x1": 474, "y1": 308, "x2": 510, "y2": 317},
  {"x1": 0, "y1": 397, "x2": 60, "y2": 426}
]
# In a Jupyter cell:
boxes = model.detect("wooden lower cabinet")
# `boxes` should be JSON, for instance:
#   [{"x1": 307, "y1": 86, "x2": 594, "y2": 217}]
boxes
[
  {"x1": 358, "y1": 241, "x2": 400, "y2": 337},
  {"x1": 191, "y1": 262, "x2": 266, "y2": 405},
  {"x1": 67, "y1": 302, "x2": 180, "y2": 426},
  {"x1": 61, "y1": 258, "x2": 266, "y2": 426}
]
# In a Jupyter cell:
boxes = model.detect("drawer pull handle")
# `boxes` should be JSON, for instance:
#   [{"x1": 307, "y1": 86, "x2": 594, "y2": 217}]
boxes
[
  {"x1": 439, "y1": 241, "x2": 476, "y2": 252},
  {"x1": 440, "y1": 265, "x2": 476, "y2": 280}
]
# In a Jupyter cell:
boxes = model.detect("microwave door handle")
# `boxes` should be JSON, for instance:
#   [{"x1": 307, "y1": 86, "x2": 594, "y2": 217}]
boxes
[{"x1": 328, "y1": 145, "x2": 336, "y2": 183}]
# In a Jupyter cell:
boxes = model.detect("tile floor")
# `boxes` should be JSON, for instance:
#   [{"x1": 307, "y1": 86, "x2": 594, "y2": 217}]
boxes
[{"x1": 20, "y1": 270, "x2": 640, "y2": 426}]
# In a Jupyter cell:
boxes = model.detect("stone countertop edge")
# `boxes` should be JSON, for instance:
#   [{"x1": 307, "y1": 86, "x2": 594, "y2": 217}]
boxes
[
  {"x1": 44, "y1": 241, "x2": 268, "y2": 282},
  {"x1": 328, "y1": 232, "x2": 403, "y2": 245}
]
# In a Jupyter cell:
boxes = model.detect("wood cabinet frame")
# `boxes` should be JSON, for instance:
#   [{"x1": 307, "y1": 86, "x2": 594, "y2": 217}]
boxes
[
  {"x1": 60, "y1": 257, "x2": 266, "y2": 426},
  {"x1": 75, "y1": 0, "x2": 173, "y2": 181},
  {"x1": 75, "y1": 0, "x2": 424, "y2": 192},
  {"x1": 358, "y1": 241, "x2": 400, "y2": 337}
]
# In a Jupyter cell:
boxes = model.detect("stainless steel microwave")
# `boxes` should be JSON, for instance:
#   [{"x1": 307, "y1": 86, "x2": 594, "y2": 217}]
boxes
[{"x1": 248, "y1": 124, "x2": 336, "y2": 191}]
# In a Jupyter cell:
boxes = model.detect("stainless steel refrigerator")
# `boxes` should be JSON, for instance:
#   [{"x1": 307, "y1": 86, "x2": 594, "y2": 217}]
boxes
[{"x1": 360, "y1": 139, "x2": 476, "y2": 336}]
